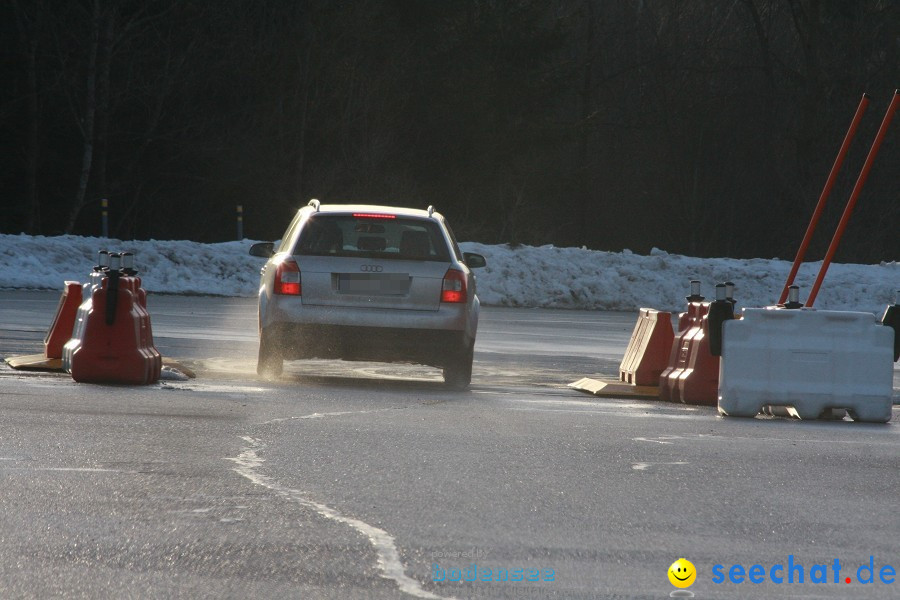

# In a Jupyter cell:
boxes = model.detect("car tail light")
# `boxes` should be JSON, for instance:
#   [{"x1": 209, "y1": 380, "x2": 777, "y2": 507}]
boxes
[
  {"x1": 441, "y1": 268, "x2": 467, "y2": 303},
  {"x1": 353, "y1": 213, "x2": 396, "y2": 219},
  {"x1": 274, "y1": 259, "x2": 301, "y2": 295}
]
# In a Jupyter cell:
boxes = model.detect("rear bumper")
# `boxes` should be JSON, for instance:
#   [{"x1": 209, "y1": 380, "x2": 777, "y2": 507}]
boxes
[
  {"x1": 263, "y1": 296, "x2": 475, "y2": 330},
  {"x1": 263, "y1": 322, "x2": 472, "y2": 367}
]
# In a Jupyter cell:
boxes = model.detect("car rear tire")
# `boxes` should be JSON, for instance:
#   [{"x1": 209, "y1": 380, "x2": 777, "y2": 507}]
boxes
[
  {"x1": 442, "y1": 343, "x2": 473, "y2": 390},
  {"x1": 257, "y1": 329, "x2": 283, "y2": 378}
]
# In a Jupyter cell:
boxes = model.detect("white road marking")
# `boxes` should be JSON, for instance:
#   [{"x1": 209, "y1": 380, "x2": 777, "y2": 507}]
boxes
[
  {"x1": 350, "y1": 366, "x2": 441, "y2": 382},
  {"x1": 260, "y1": 409, "x2": 391, "y2": 425},
  {"x1": 40, "y1": 467, "x2": 120, "y2": 472},
  {"x1": 162, "y1": 383, "x2": 273, "y2": 394},
  {"x1": 640, "y1": 433, "x2": 900, "y2": 446},
  {"x1": 508, "y1": 406, "x2": 701, "y2": 420},
  {"x1": 499, "y1": 396, "x2": 701, "y2": 415},
  {"x1": 633, "y1": 436, "x2": 683, "y2": 444},
  {"x1": 632, "y1": 462, "x2": 688, "y2": 471},
  {"x1": 227, "y1": 436, "x2": 454, "y2": 600},
  {"x1": 471, "y1": 389, "x2": 567, "y2": 397},
  {"x1": 2, "y1": 467, "x2": 122, "y2": 473}
]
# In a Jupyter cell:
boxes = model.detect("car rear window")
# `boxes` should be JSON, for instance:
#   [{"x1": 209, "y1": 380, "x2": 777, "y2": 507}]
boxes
[{"x1": 294, "y1": 214, "x2": 451, "y2": 262}]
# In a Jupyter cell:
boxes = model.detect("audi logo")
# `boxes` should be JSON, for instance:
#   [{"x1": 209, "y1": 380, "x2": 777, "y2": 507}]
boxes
[{"x1": 360, "y1": 265, "x2": 383, "y2": 272}]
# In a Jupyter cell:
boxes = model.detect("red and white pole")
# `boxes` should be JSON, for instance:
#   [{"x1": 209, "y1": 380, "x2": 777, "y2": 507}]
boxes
[
  {"x1": 807, "y1": 90, "x2": 900, "y2": 307},
  {"x1": 778, "y1": 94, "x2": 869, "y2": 305}
]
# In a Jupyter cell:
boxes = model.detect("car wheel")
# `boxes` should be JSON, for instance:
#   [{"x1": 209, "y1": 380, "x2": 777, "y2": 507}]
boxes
[
  {"x1": 442, "y1": 343, "x2": 473, "y2": 390},
  {"x1": 257, "y1": 328, "x2": 283, "y2": 378}
]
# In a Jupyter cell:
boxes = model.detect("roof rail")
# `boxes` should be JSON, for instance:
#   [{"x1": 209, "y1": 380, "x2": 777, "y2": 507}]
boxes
[
  {"x1": 308, "y1": 198, "x2": 321, "y2": 211},
  {"x1": 427, "y1": 205, "x2": 435, "y2": 217}
]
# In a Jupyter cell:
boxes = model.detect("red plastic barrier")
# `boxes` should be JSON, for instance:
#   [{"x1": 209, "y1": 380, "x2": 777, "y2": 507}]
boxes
[
  {"x1": 659, "y1": 302, "x2": 704, "y2": 401},
  {"x1": 136, "y1": 281, "x2": 147, "y2": 310},
  {"x1": 120, "y1": 276, "x2": 160, "y2": 383},
  {"x1": 131, "y1": 275, "x2": 147, "y2": 309},
  {"x1": 44, "y1": 282, "x2": 83, "y2": 359},
  {"x1": 67, "y1": 275, "x2": 161, "y2": 384},
  {"x1": 619, "y1": 308, "x2": 674, "y2": 386},
  {"x1": 674, "y1": 309, "x2": 720, "y2": 406},
  {"x1": 658, "y1": 302, "x2": 720, "y2": 405}
]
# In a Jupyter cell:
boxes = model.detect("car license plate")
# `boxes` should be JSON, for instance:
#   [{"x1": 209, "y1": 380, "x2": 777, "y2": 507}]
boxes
[{"x1": 337, "y1": 273, "x2": 410, "y2": 295}]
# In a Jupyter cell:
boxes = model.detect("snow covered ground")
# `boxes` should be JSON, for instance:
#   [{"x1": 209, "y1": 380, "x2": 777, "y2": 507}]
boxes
[{"x1": 0, "y1": 233, "x2": 896, "y2": 315}]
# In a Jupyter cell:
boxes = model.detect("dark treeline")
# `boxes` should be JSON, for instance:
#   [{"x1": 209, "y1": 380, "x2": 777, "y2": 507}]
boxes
[{"x1": 2, "y1": 0, "x2": 898, "y2": 262}]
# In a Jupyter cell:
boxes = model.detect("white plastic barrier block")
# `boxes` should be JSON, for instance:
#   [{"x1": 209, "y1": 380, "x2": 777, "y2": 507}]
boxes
[{"x1": 718, "y1": 308, "x2": 894, "y2": 422}]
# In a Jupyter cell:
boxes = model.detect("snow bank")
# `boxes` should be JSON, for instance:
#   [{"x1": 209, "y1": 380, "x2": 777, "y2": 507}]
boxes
[
  {"x1": 463, "y1": 242, "x2": 898, "y2": 315},
  {"x1": 0, "y1": 233, "x2": 896, "y2": 315}
]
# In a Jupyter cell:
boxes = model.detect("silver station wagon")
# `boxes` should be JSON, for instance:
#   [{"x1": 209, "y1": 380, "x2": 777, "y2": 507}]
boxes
[{"x1": 249, "y1": 201, "x2": 486, "y2": 388}]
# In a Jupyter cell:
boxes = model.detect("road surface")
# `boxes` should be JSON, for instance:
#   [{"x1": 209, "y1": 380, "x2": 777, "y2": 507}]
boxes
[{"x1": 1, "y1": 290, "x2": 899, "y2": 599}]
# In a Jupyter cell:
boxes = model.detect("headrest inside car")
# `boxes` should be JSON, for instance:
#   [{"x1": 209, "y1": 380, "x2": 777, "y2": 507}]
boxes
[{"x1": 357, "y1": 236, "x2": 386, "y2": 251}]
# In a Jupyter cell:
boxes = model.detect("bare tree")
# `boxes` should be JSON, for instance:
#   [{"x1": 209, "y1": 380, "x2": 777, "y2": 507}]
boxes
[
  {"x1": 62, "y1": 0, "x2": 100, "y2": 234},
  {"x1": 9, "y1": 0, "x2": 43, "y2": 233}
]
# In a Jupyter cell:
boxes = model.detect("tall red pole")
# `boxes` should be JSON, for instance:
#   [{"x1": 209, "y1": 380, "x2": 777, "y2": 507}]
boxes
[
  {"x1": 778, "y1": 94, "x2": 870, "y2": 304},
  {"x1": 806, "y1": 90, "x2": 900, "y2": 307}
]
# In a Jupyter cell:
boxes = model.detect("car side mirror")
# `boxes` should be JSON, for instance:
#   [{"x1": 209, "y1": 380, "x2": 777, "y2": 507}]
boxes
[
  {"x1": 463, "y1": 252, "x2": 486, "y2": 269},
  {"x1": 249, "y1": 242, "x2": 275, "y2": 258}
]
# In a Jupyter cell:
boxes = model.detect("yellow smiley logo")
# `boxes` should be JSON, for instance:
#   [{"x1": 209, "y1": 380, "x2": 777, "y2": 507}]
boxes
[{"x1": 668, "y1": 558, "x2": 696, "y2": 588}]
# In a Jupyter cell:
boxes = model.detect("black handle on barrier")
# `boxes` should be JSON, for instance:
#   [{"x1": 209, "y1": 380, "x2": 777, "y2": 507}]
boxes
[
  {"x1": 882, "y1": 300, "x2": 899, "y2": 362},
  {"x1": 105, "y1": 271, "x2": 120, "y2": 326},
  {"x1": 706, "y1": 283, "x2": 735, "y2": 357}
]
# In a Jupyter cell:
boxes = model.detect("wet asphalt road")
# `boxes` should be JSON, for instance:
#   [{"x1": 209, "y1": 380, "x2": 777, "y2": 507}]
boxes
[{"x1": 1, "y1": 290, "x2": 899, "y2": 600}]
